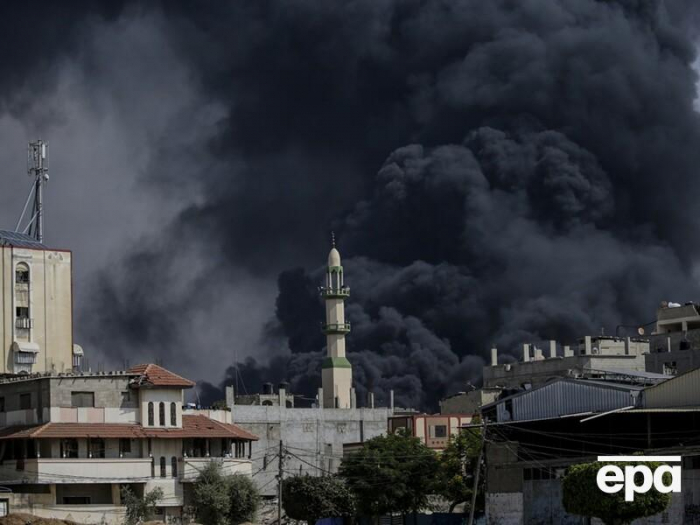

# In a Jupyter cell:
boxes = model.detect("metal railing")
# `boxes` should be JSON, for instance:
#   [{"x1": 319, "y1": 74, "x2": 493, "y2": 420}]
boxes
[{"x1": 15, "y1": 317, "x2": 33, "y2": 329}]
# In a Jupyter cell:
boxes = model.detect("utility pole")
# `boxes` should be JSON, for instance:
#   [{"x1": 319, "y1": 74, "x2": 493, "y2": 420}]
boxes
[
  {"x1": 278, "y1": 440, "x2": 284, "y2": 525},
  {"x1": 467, "y1": 416, "x2": 486, "y2": 525}
]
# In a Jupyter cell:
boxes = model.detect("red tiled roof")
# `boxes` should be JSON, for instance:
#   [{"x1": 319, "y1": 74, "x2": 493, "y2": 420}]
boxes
[
  {"x1": 127, "y1": 363, "x2": 195, "y2": 388},
  {"x1": 146, "y1": 415, "x2": 258, "y2": 440},
  {"x1": 0, "y1": 416, "x2": 257, "y2": 441}
]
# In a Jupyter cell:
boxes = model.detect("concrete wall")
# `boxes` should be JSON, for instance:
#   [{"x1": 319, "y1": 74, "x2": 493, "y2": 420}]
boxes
[
  {"x1": 140, "y1": 388, "x2": 183, "y2": 428},
  {"x1": 0, "y1": 246, "x2": 73, "y2": 375},
  {"x1": 483, "y1": 354, "x2": 646, "y2": 389},
  {"x1": 440, "y1": 388, "x2": 500, "y2": 415},
  {"x1": 233, "y1": 404, "x2": 390, "y2": 496}
]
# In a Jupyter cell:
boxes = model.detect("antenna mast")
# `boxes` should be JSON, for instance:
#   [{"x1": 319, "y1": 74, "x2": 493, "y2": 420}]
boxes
[{"x1": 16, "y1": 140, "x2": 49, "y2": 242}]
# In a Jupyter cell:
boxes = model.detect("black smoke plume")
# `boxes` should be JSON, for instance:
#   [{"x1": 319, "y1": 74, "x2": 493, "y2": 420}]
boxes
[{"x1": 2, "y1": 1, "x2": 699, "y2": 411}]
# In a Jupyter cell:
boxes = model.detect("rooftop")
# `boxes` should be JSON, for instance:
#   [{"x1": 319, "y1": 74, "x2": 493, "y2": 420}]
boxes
[
  {"x1": 0, "y1": 415, "x2": 257, "y2": 441},
  {"x1": 0, "y1": 229, "x2": 46, "y2": 249},
  {"x1": 127, "y1": 363, "x2": 195, "y2": 388}
]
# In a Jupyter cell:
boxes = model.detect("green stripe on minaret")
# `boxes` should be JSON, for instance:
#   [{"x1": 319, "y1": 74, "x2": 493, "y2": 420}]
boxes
[{"x1": 322, "y1": 357, "x2": 352, "y2": 369}]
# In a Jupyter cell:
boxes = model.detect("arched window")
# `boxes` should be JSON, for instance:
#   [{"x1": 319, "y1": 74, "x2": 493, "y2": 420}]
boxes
[
  {"x1": 15, "y1": 263, "x2": 29, "y2": 284},
  {"x1": 171, "y1": 456, "x2": 178, "y2": 478},
  {"x1": 147, "y1": 402, "x2": 154, "y2": 426},
  {"x1": 160, "y1": 456, "x2": 166, "y2": 478},
  {"x1": 159, "y1": 402, "x2": 165, "y2": 426},
  {"x1": 14, "y1": 263, "x2": 31, "y2": 334},
  {"x1": 170, "y1": 402, "x2": 177, "y2": 426}
]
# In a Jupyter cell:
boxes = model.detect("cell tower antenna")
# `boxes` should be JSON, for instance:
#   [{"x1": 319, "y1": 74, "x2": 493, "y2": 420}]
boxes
[{"x1": 15, "y1": 140, "x2": 49, "y2": 243}]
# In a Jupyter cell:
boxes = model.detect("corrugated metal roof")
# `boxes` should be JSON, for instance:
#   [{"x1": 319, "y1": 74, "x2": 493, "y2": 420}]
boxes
[
  {"x1": 487, "y1": 378, "x2": 640, "y2": 423},
  {"x1": 0, "y1": 230, "x2": 46, "y2": 249},
  {"x1": 644, "y1": 367, "x2": 700, "y2": 409}
]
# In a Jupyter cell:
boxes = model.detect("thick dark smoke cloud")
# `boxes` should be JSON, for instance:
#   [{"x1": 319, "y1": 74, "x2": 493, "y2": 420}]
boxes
[{"x1": 1, "y1": 1, "x2": 700, "y2": 410}]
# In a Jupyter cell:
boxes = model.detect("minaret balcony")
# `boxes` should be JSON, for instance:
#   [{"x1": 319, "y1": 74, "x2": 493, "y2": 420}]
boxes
[
  {"x1": 322, "y1": 322, "x2": 351, "y2": 334},
  {"x1": 320, "y1": 286, "x2": 350, "y2": 299}
]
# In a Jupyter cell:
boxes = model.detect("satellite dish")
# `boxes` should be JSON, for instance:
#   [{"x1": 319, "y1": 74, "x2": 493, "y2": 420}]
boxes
[{"x1": 638, "y1": 327, "x2": 645, "y2": 336}]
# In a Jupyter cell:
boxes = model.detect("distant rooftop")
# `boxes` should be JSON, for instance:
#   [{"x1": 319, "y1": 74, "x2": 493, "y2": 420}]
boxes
[{"x1": 0, "y1": 229, "x2": 46, "y2": 249}]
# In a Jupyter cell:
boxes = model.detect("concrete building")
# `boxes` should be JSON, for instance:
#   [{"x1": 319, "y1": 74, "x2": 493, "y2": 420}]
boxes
[
  {"x1": 0, "y1": 363, "x2": 257, "y2": 523},
  {"x1": 439, "y1": 388, "x2": 500, "y2": 416},
  {"x1": 483, "y1": 336, "x2": 650, "y2": 390},
  {"x1": 388, "y1": 413, "x2": 472, "y2": 450},
  {"x1": 646, "y1": 301, "x2": 700, "y2": 377},
  {"x1": 0, "y1": 230, "x2": 77, "y2": 375},
  {"x1": 321, "y1": 239, "x2": 352, "y2": 409}
]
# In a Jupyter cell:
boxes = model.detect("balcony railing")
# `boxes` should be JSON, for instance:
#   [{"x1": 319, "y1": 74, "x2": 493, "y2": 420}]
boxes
[
  {"x1": 0, "y1": 458, "x2": 153, "y2": 484},
  {"x1": 320, "y1": 286, "x2": 350, "y2": 299},
  {"x1": 321, "y1": 322, "x2": 351, "y2": 334},
  {"x1": 15, "y1": 317, "x2": 33, "y2": 329},
  {"x1": 181, "y1": 458, "x2": 251, "y2": 481}
]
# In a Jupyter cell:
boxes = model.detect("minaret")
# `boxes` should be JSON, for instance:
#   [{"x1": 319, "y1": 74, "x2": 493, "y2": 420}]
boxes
[{"x1": 320, "y1": 233, "x2": 352, "y2": 408}]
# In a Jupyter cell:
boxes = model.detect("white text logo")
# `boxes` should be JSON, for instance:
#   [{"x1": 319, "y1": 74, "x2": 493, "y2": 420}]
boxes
[{"x1": 596, "y1": 456, "x2": 681, "y2": 502}]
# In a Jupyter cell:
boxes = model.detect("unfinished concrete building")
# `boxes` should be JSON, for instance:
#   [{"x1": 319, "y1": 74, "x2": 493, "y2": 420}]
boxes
[{"x1": 483, "y1": 336, "x2": 651, "y2": 390}]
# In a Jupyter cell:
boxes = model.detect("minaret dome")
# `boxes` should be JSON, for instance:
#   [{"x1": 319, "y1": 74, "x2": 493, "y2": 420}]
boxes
[{"x1": 328, "y1": 247, "x2": 341, "y2": 267}]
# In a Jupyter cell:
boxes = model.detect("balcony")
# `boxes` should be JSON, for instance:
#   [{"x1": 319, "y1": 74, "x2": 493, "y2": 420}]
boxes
[
  {"x1": 15, "y1": 317, "x2": 33, "y2": 329},
  {"x1": 321, "y1": 322, "x2": 351, "y2": 334},
  {"x1": 0, "y1": 458, "x2": 153, "y2": 484},
  {"x1": 320, "y1": 286, "x2": 350, "y2": 299},
  {"x1": 180, "y1": 458, "x2": 252, "y2": 482}
]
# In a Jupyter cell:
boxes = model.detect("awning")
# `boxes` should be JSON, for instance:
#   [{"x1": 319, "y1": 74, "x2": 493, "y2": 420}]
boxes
[
  {"x1": 72, "y1": 344, "x2": 84, "y2": 356},
  {"x1": 11, "y1": 341, "x2": 40, "y2": 354}
]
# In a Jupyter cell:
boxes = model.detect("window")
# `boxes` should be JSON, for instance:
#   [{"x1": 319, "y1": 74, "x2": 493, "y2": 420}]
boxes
[
  {"x1": 63, "y1": 496, "x2": 90, "y2": 505},
  {"x1": 159, "y1": 402, "x2": 165, "y2": 426},
  {"x1": 89, "y1": 438, "x2": 105, "y2": 458},
  {"x1": 160, "y1": 456, "x2": 166, "y2": 478},
  {"x1": 0, "y1": 397, "x2": 5, "y2": 413},
  {"x1": 430, "y1": 425, "x2": 447, "y2": 438},
  {"x1": 170, "y1": 402, "x2": 177, "y2": 426},
  {"x1": 121, "y1": 391, "x2": 131, "y2": 406},
  {"x1": 171, "y1": 457, "x2": 178, "y2": 478},
  {"x1": 71, "y1": 392, "x2": 94, "y2": 408},
  {"x1": 19, "y1": 393, "x2": 31, "y2": 410},
  {"x1": 663, "y1": 362, "x2": 678, "y2": 376},
  {"x1": 151, "y1": 457, "x2": 155, "y2": 478},
  {"x1": 60, "y1": 439, "x2": 78, "y2": 458},
  {"x1": 148, "y1": 402, "x2": 154, "y2": 426},
  {"x1": 119, "y1": 438, "x2": 131, "y2": 455},
  {"x1": 15, "y1": 265, "x2": 29, "y2": 284},
  {"x1": 15, "y1": 307, "x2": 29, "y2": 320},
  {"x1": 235, "y1": 441, "x2": 246, "y2": 458},
  {"x1": 0, "y1": 499, "x2": 8, "y2": 517}
]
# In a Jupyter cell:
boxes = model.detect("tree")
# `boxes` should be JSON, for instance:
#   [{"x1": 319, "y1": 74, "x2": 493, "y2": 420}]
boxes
[
  {"x1": 437, "y1": 425, "x2": 483, "y2": 513},
  {"x1": 563, "y1": 460, "x2": 672, "y2": 525},
  {"x1": 339, "y1": 433, "x2": 439, "y2": 516},
  {"x1": 121, "y1": 485, "x2": 164, "y2": 525},
  {"x1": 193, "y1": 461, "x2": 234, "y2": 525},
  {"x1": 192, "y1": 460, "x2": 261, "y2": 525},
  {"x1": 282, "y1": 474, "x2": 355, "y2": 524},
  {"x1": 228, "y1": 472, "x2": 261, "y2": 524}
]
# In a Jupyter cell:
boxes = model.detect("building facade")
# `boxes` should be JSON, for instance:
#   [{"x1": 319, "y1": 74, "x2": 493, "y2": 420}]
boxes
[
  {"x1": 480, "y1": 373, "x2": 700, "y2": 525},
  {"x1": 0, "y1": 363, "x2": 256, "y2": 523},
  {"x1": 484, "y1": 336, "x2": 650, "y2": 390},
  {"x1": 0, "y1": 231, "x2": 76, "y2": 375},
  {"x1": 388, "y1": 413, "x2": 472, "y2": 450}
]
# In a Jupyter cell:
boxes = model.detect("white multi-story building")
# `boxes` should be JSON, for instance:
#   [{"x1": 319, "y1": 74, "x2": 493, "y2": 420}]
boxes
[
  {"x1": 0, "y1": 363, "x2": 257, "y2": 523},
  {"x1": 0, "y1": 230, "x2": 77, "y2": 374}
]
